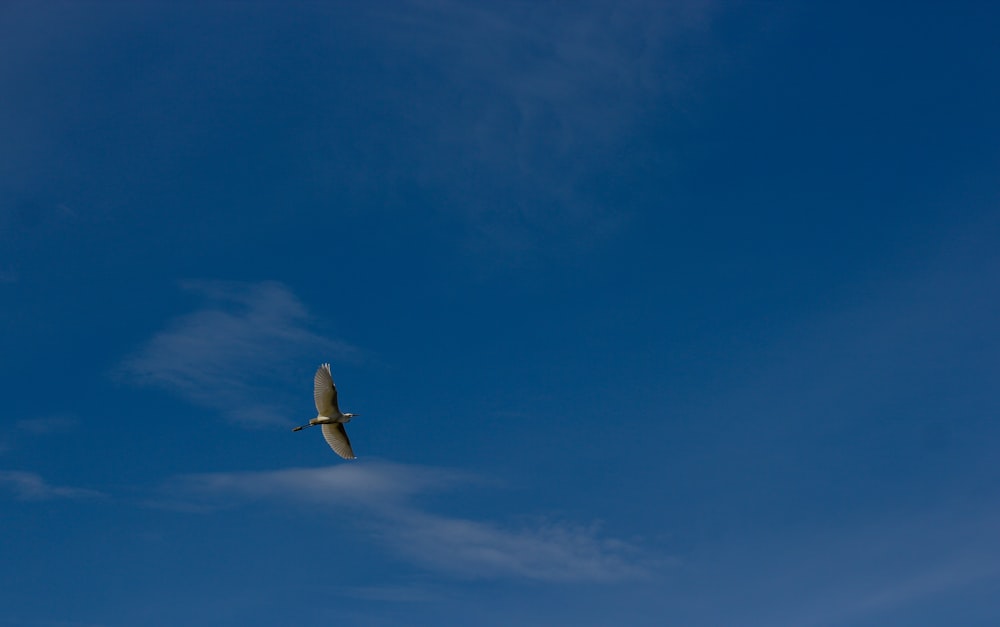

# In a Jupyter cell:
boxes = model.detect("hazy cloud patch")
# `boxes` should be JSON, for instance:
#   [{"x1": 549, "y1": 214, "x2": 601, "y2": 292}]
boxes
[
  {"x1": 0, "y1": 470, "x2": 105, "y2": 501},
  {"x1": 164, "y1": 462, "x2": 472, "y2": 510},
  {"x1": 16, "y1": 414, "x2": 78, "y2": 435},
  {"x1": 336, "y1": 583, "x2": 445, "y2": 603},
  {"x1": 308, "y1": 1, "x2": 724, "y2": 258},
  {"x1": 167, "y1": 461, "x2": 653, "y2": 582},
  {"x1": 120, "y1": 280, "x2": 357, "y2": 427},
  {"x1": 383, "y1": 510, "x2": 649, "y2": 581}
]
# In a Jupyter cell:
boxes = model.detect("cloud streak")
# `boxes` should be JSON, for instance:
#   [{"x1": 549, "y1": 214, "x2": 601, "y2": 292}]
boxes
[
  {"x1": 383, "y1": 510, "x2": 648, "y2": 581},
  {"x1": 0, "y1": 471, "x2": 104, "y2": 501},
  {"x1": 165, "y1": 461, "x2": 651, "y2": 582},
  {"x1": 120, "y1": 280, "x2": 357, "y2": 427},
  {"x1": 16, "y1": 414, "x2": 78, "y2": 435},
  {"x1": 396, "y1": 2, "x2": 693, "y2": 252},
  {"x1": 744, "y1": 508, "x2": 1000, "y2": 627},
  {"x1": 311, "y1": 1, "x2": 723, "y2": 257}
]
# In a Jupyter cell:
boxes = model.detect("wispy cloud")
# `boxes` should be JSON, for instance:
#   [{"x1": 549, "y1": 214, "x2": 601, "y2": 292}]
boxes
[
  {"x1": 745, "y1": 509, "x2": 1000, "y2": 627},
  {"x1": 382, "y1": 510, "x2": 648, "y2": 581},
  {"x1": 16, "y1": 414, "x2": 78, "y2": 435},
  {"x1": 820, "y1": 558, "x2": 999, "y2": 625},
  {"x1": 336, "y1": 583, "x2": 443, "y2": 603},
  {"x1": 164, "y1": 461, "x2": 652, "y2": 582},
  {"x1": 120, "y1": 280, "x2": 357, "y2": 427},
  {"x1": 401, "y1": 2, "x2": 687, "y2": 253},
  {"x1": 312, "y1": 1, "x2": 724, "y2": 257},
  {"x1": 0, "y1": 471, "x2": 104, "y2": 501},
  {"x1": 165, "y1": 462, "x2": 470, "y2": 509},
  {"x1": 0, "y1": 414, "x2": 79, "y2": 454}
]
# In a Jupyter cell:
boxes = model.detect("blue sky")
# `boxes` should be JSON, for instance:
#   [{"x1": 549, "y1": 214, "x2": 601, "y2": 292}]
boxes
[{"x1": 2, "y1": 2, "x2": 999, "y2": 625}]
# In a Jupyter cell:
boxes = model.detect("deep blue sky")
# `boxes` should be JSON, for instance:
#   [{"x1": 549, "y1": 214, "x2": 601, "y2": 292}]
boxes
[{"x1": 2, "y1": 2, "x2": 1000, "y2": 625}]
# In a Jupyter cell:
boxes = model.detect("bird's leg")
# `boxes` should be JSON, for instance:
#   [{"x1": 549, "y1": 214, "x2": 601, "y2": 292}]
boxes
[{"x1": 291, "y1": 424, "x2": 314, "y2": 432}]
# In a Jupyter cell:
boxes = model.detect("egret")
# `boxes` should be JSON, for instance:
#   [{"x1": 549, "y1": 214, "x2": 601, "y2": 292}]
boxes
[{"x1": 292, "y1": 363, "x2": 358, "y2": 459}]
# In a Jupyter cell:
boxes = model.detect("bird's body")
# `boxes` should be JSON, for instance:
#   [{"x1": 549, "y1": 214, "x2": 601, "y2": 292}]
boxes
[{"x1": 292, "y1": 363, "x2": 358, "y2": 459}]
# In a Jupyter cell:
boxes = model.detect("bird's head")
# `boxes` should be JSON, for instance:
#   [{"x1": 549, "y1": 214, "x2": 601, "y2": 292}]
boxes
[{"x1": 344, "y1": 413, "x2": 359, "y2": 422}]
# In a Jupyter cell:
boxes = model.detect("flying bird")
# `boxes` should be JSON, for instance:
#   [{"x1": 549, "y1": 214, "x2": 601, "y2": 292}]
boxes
[{"x1": 292, "y1": 363, "x2": 359, "y2": 459}]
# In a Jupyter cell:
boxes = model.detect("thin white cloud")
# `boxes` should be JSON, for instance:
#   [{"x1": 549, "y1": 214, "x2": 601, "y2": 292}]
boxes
[
  {"x1": 784, "y1": 552, "x2": 1000, "y2": 627},
  {"x1": 0, "y1": 470, "x2": 104, "y2": 501},
  {"x1": 790, "y1": 510, "x2": 1000, "y2": 627},
  {"x1": 16, "y1": 414, "x2": 78, "y2": 435},
  {"x1": 0, "y1": 415, "x2": 79, "y2": 455},
  {"x1": 166, "y1": 462, "x2": 471, "y2": 510},
  {"x1": 120, "y1": 280, "x2": 357, "y2": 427},
  {"x1": 384, "y1": 510, "x2": 648, "y2": 582},
  {"x1": 677, "y1": 503, "x2": 1000, "y2": 627},
  {"x1": 310, "y1": 1, "x2": 725, "y2": 257},
  {"x1": 166, "y1": 461, "x2": 652, "y2": 582},
  {"x1": 336, "y1": 583, "x2": 443, "y2": 603},
  {"x1": 829, "y1": 558, "x2": 999, "y2": 623}
]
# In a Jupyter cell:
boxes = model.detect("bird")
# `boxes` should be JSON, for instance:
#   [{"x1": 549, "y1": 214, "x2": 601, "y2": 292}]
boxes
[{"x1": 292, "y1": 363, "x2": 359, "y2": 459}]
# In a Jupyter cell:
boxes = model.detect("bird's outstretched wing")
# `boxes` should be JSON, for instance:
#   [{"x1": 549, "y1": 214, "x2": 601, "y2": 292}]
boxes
[
  {"x1": 314, "y1": 363, "x2": 340, "y2": 416},
  {"x1": 322, "y1": 423, "x2": 356, "y2": 459}
]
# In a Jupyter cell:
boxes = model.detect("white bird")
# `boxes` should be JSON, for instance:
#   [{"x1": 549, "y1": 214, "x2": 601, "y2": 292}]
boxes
[{"x1": 292, "y1": 363, "x2": 359, "y2": 459}]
